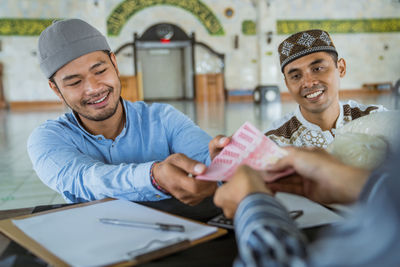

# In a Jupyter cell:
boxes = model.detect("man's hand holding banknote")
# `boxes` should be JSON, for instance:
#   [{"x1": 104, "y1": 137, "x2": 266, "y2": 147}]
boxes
[{"x1": 198, "y1": 122, "x2": 294, "y2": 183}]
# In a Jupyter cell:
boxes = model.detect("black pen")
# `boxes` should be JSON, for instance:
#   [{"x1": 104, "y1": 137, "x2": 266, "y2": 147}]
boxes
[{"x1": 99, "y1": 218, "x2": 185, "y2": 232}]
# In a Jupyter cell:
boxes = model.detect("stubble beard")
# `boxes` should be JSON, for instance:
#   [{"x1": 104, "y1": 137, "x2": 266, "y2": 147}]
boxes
[{"x1": 62, "y1": 86, "x2": 121, "y2": 122}]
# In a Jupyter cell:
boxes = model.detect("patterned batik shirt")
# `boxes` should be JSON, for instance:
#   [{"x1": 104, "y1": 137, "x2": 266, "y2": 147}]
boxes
[{"x1": 265, "y1": 100, "x2": 387, "y2": 148}]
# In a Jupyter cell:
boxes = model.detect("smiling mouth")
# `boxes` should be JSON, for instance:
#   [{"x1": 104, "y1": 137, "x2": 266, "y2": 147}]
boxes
[
  {"x1": 87, "y1": 92, "x2": 109, "y2": 105},
  {"x1": 305, "y1": 90, "x2": 324, "y2": 99}
]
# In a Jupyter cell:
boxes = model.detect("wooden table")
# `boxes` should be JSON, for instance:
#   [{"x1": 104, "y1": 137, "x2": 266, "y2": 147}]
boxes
[
  {"x1": 0, "y1": 197, "x2": 324, "y2": 266},
  {"x1": 0, "y1": 198, "x2": 238, "y2": 266}
]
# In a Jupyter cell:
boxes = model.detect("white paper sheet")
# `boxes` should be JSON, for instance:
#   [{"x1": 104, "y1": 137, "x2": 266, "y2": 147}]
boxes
[
  {"x1": 275, "y1": 193, "x2": 343, "y2": 228},
  {"x1": 12, "y1": 200, "x2": 217, "y2": 267}
]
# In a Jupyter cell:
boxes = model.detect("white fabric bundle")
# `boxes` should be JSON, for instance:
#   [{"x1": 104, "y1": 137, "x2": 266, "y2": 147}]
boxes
[{"x1": 328, "y1": 110, "x2": 400, "y2": 170}]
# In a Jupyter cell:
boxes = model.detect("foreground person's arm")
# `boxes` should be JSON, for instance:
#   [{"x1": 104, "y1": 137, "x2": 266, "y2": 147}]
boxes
[
  {"x1": 214, "y1": 146, "x2": 372, "y2": 267},
  {"x1": 214, "y1": 166, "x2": 307, "y2": 267},
  {"x1": 234, "y1": 192, "x2": 307, "y2": 267}
]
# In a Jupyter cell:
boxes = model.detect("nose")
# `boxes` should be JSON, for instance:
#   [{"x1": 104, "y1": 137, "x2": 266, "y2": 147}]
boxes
[
  {"x1": 301, "y1": 71, "x2": 318, "y2": 89},
  {"x1": 85, "y1": 75, "x2": 102, "y2": 95}
]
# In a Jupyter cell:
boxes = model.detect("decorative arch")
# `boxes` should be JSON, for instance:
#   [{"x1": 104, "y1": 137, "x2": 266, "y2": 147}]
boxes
[{"x1": 107, "y1": 0, "x2": 225, "y2": 36}]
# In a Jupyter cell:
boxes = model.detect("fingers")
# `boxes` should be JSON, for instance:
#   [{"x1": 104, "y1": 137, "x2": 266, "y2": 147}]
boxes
[
  {"x1": 266, "y1": 156, "x2": 294, "y2": 172},
  {"x1": 209, "y1": 135, "x2": 231, "y2": 160},
  {"x1": 264, "y1": 146, "x2": 299, "y2": 173},
  {"x1": 268, "y1": 182, "x2": 305, "y2": 196},
  {"x1": 170, "y1": 173, "x2": 217, "y2": 205},
  {"x1": 213, "y1": 184, "x2": 236, "y2": 219},
  {"x1": 177, "y1": 181, "x2": 217, "y2": 206},
  {"x1": 210, "y1": 135, "x2": 230, "y2": 149},
  {"x1": 213, "y1": 168, "x2": 243, "y2": 218},
  {"x1": 267, "y1": 146, "x2": 336, "y2": 182},
  {"x1": 268, "y1": 175, "x2": 303, "y2": 185},
  {"x1": 179, "y1": 177, "x2": 217, "y2": 197},
  {"x1": 166, "y1": 153, "x2": 206, "y2": 175},
  {"x1": 154, "y1": 154, "x2": 218, "y2": 205},
  {"x1": 214, "y1": 165, "x2": 273, "y2": 218}
]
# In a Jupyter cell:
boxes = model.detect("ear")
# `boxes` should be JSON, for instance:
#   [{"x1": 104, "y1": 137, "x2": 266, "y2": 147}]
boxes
[
  {"x1": 337, "y1": 58, "x2": 346, "y2": 78},
  {"x1": 48, "y1": 80, "x2": 64, "y2": 102},
  {"x1": 284, "y1": 75, "x2": 291, "y2": 90},
  {"x1": 284, "y1": 76, "x2": 289, "y2": 87},
  {"x1": 283, "y1": 76, "x2": 296, "y2": 97},
  {"x1": 109, "y1": 52, "x2": 120, "y2": 76}
]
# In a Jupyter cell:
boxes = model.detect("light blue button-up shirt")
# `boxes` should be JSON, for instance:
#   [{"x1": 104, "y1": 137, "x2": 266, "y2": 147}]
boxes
[{"x1": 27, "y1": 100, "x2": 212, "y2": 203}]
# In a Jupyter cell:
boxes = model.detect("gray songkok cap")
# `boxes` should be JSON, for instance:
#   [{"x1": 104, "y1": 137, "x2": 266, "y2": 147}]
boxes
[{"x1": 38, "y1": 18, "x2": 111, "y2": 78}]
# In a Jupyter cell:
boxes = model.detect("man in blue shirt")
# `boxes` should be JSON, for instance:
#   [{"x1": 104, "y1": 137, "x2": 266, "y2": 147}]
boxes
[
  {"x1": 28, "y1": 18, "x2": 222, "y2": 204},
  {"x1": 214, "y1": 146, "x2": 400, "y2": 266}
]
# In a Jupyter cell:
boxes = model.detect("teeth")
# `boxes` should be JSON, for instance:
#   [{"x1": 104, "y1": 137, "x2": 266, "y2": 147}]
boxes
[
  {"x1": 306, "y1": 91, "x2": 323, "y2": 99},
  {"x1": 92, "y1": 94, "x2": 107, "y2": 104}
]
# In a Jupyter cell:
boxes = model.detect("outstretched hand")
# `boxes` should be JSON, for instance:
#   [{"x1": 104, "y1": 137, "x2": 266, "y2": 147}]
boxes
[
  {"x1": 266, "y1": 146, "x2": 370, "y2": 204},
  {"x1": 214, "y1": 165, "x2": 272, "y2": 218},
  {"x1": 153, "y1": 153, "x2": 217, "y2": 205}
]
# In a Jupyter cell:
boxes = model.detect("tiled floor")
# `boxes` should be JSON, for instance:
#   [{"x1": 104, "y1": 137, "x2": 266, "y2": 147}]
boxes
[{"x1": 0, "y1": 93, "x2": 398, "y2": 210}]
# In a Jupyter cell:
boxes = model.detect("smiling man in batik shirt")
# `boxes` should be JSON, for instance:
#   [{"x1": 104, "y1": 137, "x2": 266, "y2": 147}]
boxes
[{"x1": 265, "y1": 29, "x2": 386, "y2": 148}]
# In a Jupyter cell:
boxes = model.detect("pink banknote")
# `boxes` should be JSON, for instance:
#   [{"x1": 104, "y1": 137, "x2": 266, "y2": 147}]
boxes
[{"x1": 196, "y1": 122, "x2": 294, "y2": 182}]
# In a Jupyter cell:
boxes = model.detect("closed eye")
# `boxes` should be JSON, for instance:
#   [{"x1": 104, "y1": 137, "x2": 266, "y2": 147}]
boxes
[
  {"x1": 67, "y1": 80, "x2": 81, "y2": 87},
  {"x1": 96, "y1": 68, "x2": 107, "y2": 75}
]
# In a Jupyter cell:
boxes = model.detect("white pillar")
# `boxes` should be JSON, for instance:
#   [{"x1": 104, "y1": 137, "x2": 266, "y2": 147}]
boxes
[{"x1": 256, "y1": 0, "x2": 279, "y2": 85}]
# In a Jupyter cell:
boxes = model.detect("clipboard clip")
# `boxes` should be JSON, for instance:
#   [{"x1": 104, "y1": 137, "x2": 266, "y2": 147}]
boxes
[{"x1": 126, "y1": 237, "x2": 190, "y2": 262}]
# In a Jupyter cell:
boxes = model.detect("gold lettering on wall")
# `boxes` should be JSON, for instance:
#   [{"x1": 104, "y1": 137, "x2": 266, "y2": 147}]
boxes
[
  {"x1": 107, "y1": 0, "x2": 225, "y2": 36},
  {"x1": 0, "y1": 18, "x2": 55, "y2": 36},
  {"x1": 277, "y1": 18, "x2": 400, "y2": 34}
]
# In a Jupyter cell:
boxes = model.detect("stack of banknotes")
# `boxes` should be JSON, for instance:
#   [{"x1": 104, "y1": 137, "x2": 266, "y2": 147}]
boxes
[{"x1": 197, "y1": 122, "x2": 294, "y2": 182}]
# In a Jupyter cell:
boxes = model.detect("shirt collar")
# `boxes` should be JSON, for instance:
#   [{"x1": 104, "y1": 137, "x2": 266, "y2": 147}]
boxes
[
  {"x1": 294, "y1": 105, "x2": 322, "y2": 131},
  {"x1": 294, "y1": 101, "x2": 344, "y2": 132},
  {"x1": 335, "y1": 101, "x2": 345, "y2": 129}
]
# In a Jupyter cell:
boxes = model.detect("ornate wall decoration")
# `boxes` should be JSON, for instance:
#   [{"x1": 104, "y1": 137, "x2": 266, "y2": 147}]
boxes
[
  {"x1": 277, "y1": 18, "x2": 400, "y2": 34},
  {"x1": 224, "y1": 7, "x2": 234, "y2": 18},
  {"x1": 242, "y1": 20, "x2": 256, "y2": 35},
  {"x1": 0, "y1": 18, "x2": 55, "y2": 36},
  {"x1": 107, "y1": 0, "x2": 225, "y2": 36}
]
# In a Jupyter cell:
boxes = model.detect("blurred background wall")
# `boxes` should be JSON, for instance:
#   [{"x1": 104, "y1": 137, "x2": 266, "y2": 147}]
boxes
[{"x1": 0, "y1": 0, "x2": 399, "y2": 102}]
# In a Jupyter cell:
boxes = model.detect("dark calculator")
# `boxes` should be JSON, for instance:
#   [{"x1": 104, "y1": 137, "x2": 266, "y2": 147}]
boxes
[
  {"x1": 207, "y1": 210, "x2": 303, "y2": 230},
  {"x1": 207, "y1": 214, "x2": 234, "y2": 230}
]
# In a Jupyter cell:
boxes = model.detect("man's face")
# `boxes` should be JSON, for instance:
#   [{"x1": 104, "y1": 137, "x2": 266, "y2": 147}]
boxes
[
  {"x1": 283, "y1": 52, "x2": 346, "y2": 115},
  {"x1": 50, "y1": 51, "x2": 121, "y2": 122}
]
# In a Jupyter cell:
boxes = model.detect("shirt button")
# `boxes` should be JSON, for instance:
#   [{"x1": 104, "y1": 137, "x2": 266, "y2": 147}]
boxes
[
  {"x1": 155, "y1": 194, "x2": 161, "y2": 198},
  {"x1": 97, "y1": 137, "x2": 102, "y2": 141},
  {"x1": 112, "y1": 144, "x2": 114, "y2": 147}
]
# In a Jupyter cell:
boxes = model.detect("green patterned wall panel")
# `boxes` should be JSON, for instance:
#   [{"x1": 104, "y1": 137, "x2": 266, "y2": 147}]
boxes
[
  {"x1": 1, "y1": 17, "x2": 399, "y2": 37},
  {"x1": 277, "y1": 18, "x2": 400, "y2": 34},
  {"x1": 0, "y1": 18, "x2": 56, "y2": 36},
  {"x1": 107, "y1": 0, "x2": 225, "y2": 36},
  {"x1": 242, "y1": 20, "x2": 256, "y2": 35}
]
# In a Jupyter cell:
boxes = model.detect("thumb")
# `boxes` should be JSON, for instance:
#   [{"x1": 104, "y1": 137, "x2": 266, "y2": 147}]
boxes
[
  {"x1": 168, "y1": 153, "x2": 206, "y2": 175},
  {"x1": 209, "y1": 135, "x2": 230, "y2": 150},
  {"x1": 266, "y1": 147, "x2": 296, "y2": 172}
]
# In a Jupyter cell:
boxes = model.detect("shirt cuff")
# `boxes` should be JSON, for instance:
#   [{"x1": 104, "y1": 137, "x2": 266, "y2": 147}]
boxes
[
  {"x1": 150, "y1": 161, "x2": 170, "y2": 195},
  {"x1": 132, "y1": 161, "x2": 171, "y2": 201}
]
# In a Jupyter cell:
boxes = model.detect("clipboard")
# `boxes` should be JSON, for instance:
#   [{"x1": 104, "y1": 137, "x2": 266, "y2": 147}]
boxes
[{"x1": 0, "y1": 198, "x2": 227, "y2": 266}]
